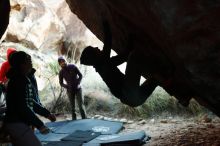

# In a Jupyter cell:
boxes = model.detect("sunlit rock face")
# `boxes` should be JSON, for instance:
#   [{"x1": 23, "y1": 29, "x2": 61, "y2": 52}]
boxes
[
  {"x1": 5, "y1": 0, "x2": 102, "y2": 52},
  {"x1": 66, "y1": 0, "x2": 220, "y2": 116}
]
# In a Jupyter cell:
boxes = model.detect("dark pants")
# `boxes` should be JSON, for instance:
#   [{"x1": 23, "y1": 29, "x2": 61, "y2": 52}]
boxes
[
  {"x1": 67, "y1": 88, "x2": 87, "y2": 120},
  {"x1": 4, "y1": 122, "x2": 42, "y2": 146}
]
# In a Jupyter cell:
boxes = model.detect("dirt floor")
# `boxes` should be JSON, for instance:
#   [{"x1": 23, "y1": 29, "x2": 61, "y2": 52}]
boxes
[
  {"x1": 123, "y1": 116, "x2": 220, "y2": 146},
  {"x1": 54, "y1": 114, "x2": 220, "y2": 146}
]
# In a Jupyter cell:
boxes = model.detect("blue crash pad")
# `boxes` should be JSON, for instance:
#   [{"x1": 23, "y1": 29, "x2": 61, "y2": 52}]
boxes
[
  {"x1": 61, "y1": 130, "x2": 101, "y2": 142},
  {"x1": 36, "y1": 119, "x2": 123, "y2": 142},
  {"x1": 35, "y1": 120, "x2": 70, "y2": 134},
  {"x1": 36, "y1": 133, "x2": 68, "y2": 142},
  {"x1": 43, "y1": 141, "x2": 81, "y2": 146},
  {"x1": 53, "y1": 119, "x2": 123, "y2": 135},
  {"x1": 83, "y1": 130, "x2": 149, "y2": 146}
]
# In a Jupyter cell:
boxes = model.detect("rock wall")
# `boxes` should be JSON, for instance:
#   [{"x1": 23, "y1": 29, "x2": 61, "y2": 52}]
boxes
[
  {"x1": 66, "y1": 0, "x2": 220, "y2": 116},
  {"x1": 1, "y1": 0, "x2": 220, "y2": 116},
  {"x1": 5, "y1": 0, "x2": 102, "y2": 52},
  {"x1": 0, "y1": 0, "x2": 10, "y2": 40}
]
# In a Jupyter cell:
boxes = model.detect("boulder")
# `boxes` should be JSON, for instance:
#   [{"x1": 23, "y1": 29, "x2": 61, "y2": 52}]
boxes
[
  {"x1": 66, "y1": 0, "x2": 220, "y2": 116},
  {"x1": 1, "y1": 0, "x2": 102, "y2": 52},
  {"x1": 1, "y1": 0, "x2": 220, "y2": 116},
  {"x1": 0, "y1": 0, "x2": 10, "y2": 39}
]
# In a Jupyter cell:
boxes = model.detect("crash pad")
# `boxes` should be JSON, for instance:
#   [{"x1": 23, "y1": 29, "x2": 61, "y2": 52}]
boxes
[
  {"x1": 53, "y1": 119, "x2": 123, "y2": 135},
  {"x1": 36, "y1": 119, "x2": 123, "y2": 142},
  {"x1": 83, "y1": 130, "x2": 149, "y2": 146},
  {"x1": 43, "y1": 141, "x2": 81, "y2": 146},
  {"x1": 36, "y1": 133, "x2": 68, "y2": 142},
  {"x1": 61, "y1": 130, "x2": 101, "y2": 142}
]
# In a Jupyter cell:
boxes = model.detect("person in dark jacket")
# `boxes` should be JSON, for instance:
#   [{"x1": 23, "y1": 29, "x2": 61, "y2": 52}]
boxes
[
  {"x1": 0, "y1": 48, "x2": 42, "y2": 106},
  {"x1": 58, "y1": 57, "x2": 87, "y2": 120},
  {"x1": 28, "y1": 68, "x2": 42, "y2": 105},
  {"x1": 4, "y1": 51, "x2": 56, "y2": 146}
]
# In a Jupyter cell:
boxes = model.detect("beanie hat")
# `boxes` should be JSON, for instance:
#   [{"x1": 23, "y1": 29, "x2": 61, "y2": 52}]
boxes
[{"x1": 58, "y1": 56, "x2": 66, "y2": 63}]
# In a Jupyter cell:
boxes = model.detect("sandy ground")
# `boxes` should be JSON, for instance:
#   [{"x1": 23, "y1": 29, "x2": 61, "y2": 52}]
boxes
[
  {"x1": 53, "y1": 114, "x2": 220, "y2": 146},
  {"x1": 123, "y1": 116, "x2": 220, "y2": 146}
]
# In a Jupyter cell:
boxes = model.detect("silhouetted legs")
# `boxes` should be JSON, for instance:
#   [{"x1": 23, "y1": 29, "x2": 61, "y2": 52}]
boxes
[
  {"x1": 76, "y1": 89, "x2": 87, "y2": 119},
  {"x1": 81, "y1": 48, "x2": 158, "y2": 107},
  {"x1": 121, "y1": 50, "x2": 158, "y2": 106},
  {"x1": 67, "y1": 89, "x2": 87, "y2": 120}
]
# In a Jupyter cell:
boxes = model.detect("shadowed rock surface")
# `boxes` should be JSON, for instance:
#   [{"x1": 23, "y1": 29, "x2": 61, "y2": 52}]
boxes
[
  {"x1": 66, "y1": 0, "x2": 220, "y2": 116},
  {"x1": 0, "y1": 0, "x2": 10, "y2": 38},
  {"x1": 1, "y1": 0, "x2": 220, "y2": 116}
]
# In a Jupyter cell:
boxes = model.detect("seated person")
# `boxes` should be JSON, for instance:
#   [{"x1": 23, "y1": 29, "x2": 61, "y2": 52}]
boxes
[{"x1": 4, "y1": 51, "x2": 56, "y2": 146}]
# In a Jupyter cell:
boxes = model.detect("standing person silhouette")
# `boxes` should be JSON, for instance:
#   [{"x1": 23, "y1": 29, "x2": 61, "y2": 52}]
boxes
[{"x1": 58, "y1": 57, "x2": 87, "y2": 120}]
